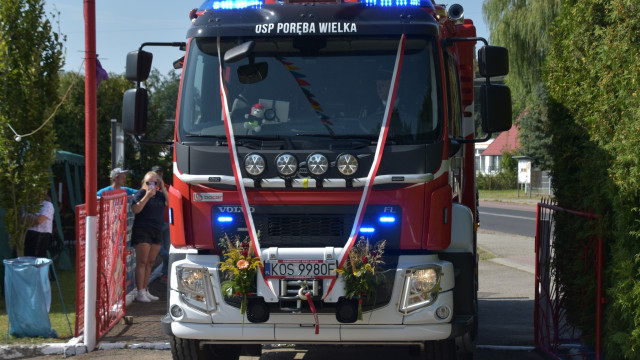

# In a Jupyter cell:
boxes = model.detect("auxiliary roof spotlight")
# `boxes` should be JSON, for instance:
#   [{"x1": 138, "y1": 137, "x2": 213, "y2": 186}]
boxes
[
  {"x1": 275, "y1": 153, "x2": 298, "y2": 178},
  {"x1": 307, "y1": 153, "x2": 329, "y2": 178},
  {"x1": 244, "y1": 153, "x2": 266, "y2": 177},
  {"x1": 336, "y1": 153, "x2": 359, "y2": 178}
]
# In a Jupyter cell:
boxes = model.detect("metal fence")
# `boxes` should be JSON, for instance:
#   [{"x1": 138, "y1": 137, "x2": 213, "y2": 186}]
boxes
[
  {"x1": 535, "y1": 198, "x2": 603, "y2": 360},
  {"x1": 75, "y1": 190, "x2": 129, "y2": 339}
]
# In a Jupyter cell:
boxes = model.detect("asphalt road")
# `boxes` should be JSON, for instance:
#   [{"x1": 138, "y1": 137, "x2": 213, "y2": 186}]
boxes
[{"x1": 478, "y1": 201, "x2": 537, "y2": 237}]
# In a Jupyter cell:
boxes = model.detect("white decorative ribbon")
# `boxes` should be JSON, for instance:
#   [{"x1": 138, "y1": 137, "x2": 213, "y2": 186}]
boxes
[
  {"x1": 217, "y1": 37, "x2": 275, "y2": 297},
  {"x1": 324, "y1": 33, "x2": 407, "y2": 299}
]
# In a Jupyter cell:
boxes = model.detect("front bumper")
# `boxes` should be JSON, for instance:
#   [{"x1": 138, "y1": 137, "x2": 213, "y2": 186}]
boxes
[
  {"x1": 166, "y1": 252, "x2": 454, "y2": 343},
  {"x1": 169, "y1": 320, "x2": 451, "y2": 343}
]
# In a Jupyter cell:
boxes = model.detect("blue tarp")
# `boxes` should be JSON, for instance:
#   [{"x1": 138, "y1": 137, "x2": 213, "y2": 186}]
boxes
[{"x1": 3, "y1": 257, "x2": 56, "y2": 338}]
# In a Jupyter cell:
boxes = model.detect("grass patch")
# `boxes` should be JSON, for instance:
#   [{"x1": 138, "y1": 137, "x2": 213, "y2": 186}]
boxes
[
  {"x1": 479, "y1": 189, "x2": 520, "y2": 199},
  {"x1": 478, "y1": 247, "x2": 497, "y2": 261},
  {"x1": 0, "y1": 265, "x2": 76, "y2": 344},
  {"x1": 479, "y1": 188, "x2": 550, "y2": 201}
]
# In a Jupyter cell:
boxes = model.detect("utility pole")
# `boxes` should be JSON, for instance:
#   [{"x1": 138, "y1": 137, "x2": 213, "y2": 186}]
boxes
[{"x1": 83, "y1": 0, "x2": 97, "y2": 352}]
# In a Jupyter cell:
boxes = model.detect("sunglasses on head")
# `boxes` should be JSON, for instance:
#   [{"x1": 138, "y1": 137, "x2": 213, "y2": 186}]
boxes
[{"x1": 145, "y1": 181, "x2": 156, "y2": 186}]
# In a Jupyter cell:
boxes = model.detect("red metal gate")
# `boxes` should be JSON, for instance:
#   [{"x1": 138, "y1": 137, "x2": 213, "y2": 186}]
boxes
[
  {"x1": 75, "y1": 190, "x2": 128, "y2": 339},
  {"x1": 535, "y1": 198, "x2": 603, "y2": 360}
]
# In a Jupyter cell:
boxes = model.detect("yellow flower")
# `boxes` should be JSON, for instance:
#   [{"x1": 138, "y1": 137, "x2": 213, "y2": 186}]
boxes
[{"x1": 364, "y1": 263, "x2": 373, "y2": 273}]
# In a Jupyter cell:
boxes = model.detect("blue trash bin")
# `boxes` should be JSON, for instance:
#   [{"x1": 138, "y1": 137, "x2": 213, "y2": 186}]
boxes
[{"x1": 3, "y1": 257, "x2": 55, "y2": 338}]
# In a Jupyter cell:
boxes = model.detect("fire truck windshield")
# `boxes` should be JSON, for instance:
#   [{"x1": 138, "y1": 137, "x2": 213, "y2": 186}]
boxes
[{"x1": 178, "y1": 36, "x2": 441, "y2": 145}]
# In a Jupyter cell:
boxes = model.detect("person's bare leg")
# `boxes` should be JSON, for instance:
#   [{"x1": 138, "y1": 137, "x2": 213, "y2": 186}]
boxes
[
  {"x1": 134, "y1": 243, "x2": 151, "y2": 292},
  {"x1": 144, "y1": 243, "x2": 162, "y2": 287}
]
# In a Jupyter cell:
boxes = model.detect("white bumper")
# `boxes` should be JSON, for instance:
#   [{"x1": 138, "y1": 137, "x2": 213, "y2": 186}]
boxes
[
  {"x1": 171, "y1": 321, "x2": 451, "y2": 342},
  {"x1": 168, "y1": 253, "x2": 454, "y2": 343}
]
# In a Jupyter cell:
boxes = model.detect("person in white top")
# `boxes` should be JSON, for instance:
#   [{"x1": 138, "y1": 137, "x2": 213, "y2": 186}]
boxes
[{"x1": 25, "y1": 193, "x2": 55, "y2": 258}]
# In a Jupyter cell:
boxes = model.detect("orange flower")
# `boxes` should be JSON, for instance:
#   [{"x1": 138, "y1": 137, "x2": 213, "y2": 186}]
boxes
[{"x1": 237, "y1": 259, "x2": 250, "y2": 270}]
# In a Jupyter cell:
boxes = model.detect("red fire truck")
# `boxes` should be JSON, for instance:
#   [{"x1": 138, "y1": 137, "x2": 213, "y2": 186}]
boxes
[{"x1": 123, "y1": 1, "x2": 511, "y2": 359}]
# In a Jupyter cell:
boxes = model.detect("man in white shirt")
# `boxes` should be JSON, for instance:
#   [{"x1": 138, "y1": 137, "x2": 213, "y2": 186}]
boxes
[{"x1": 24, "y1": 195, "x2": 54, "y2": 257}]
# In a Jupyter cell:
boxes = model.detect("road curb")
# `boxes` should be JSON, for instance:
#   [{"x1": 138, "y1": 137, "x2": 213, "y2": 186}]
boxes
[
  {"x1": 0, "y1": 341, "x2": 172, "y2": 358},
  {"x1": 489, "y1": 257, "x2": 535, "y2": 275}
]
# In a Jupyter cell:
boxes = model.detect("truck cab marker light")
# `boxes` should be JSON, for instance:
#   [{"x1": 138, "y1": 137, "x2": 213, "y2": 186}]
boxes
[
  {"x1": 379, "y1": 216, "x2": 396, "y2": 223},
  {"x1": 359, "y1": 227, "x2": 375, "y2": 233},
  {"x1": 217, "y1": 216, "x2": 234, "y2": 223}
]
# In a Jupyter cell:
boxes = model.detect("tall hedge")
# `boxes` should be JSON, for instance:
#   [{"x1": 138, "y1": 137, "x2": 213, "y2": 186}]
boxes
[{"x1": 546, "y1": 0, "x2": 640, "y2": 358}]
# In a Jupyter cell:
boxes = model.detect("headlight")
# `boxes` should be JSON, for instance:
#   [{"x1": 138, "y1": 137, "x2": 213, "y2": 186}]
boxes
[
  {"x1": 244, "y1": 153, "x2": 266, "y2": 177},
  {"x1": 398, "y1": 266, "x2": 441, "y2": 315},
  {"x1": 336, "y1": 153, "x2": 358, "y2": 177},
  {"x1": 276, "y1": 153, "x2": 298, "y2": 178},
  {"x1": 176, "y1": 265, "x2": 216, "y2": 314},
  {"x1": 307, "y1": 153, "x2": 329, "y2": 177}
]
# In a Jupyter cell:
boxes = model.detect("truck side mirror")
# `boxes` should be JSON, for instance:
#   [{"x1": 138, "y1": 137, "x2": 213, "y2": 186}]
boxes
[
  {"x1": 122, "y1": 88, "x2": 148, "y2": 136},
  {"x1": 126, "y1": 50, "x2": 153, "y2": 82},
  {"x1": 478, "y1": 46, "x2": 509, "y2": 77},
  {"x1": 481, "y1": 83, "x2": 512, "y2": 133}
]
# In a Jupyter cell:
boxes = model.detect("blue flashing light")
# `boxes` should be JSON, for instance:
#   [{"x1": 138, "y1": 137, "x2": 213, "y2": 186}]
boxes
[
  {"x1": 364, "y1": 0, "x2": 426, "y2": 7},
  {"x1": 200, "y1": 0, "x2": 263, "y2": 11},
  {"x1": 360, "y1": 227, "x2": 376, "y2": 234},
  {"x1": 217, "y1": 216, "x2": 234, "y2": 223},
  {"x1": 379, "y1": 216, "x2": 396, "y2": 223}
]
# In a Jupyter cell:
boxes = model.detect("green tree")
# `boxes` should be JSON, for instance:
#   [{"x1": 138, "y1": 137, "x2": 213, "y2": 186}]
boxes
[
  {"x1": 53, "y1": 72, "x2": 134, "y2": 189},
  {"x1": 0, "y1": 0, "x2": 64, "y2": 255},
  {"x1": 482, "y1": 0, "x2": 561, "y2": 112},
  {"x1": 147, "y1": 68, "x2": 180, "y2": 121},
  {"x1": 482, "y1": 0, "x2": 560, "y2": 176},
  {"x1": 52, "y1": 70, "x2": 175, "y2": 190},
  {"x1": 516, "y1": 84, "x2": 552, "y2": 170}
]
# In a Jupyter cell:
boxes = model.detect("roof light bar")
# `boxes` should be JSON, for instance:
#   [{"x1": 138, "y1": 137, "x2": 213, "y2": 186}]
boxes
[
  {"x1": 200, "y1": 0, "x2": 263, "y2": 10},
  {"x1": 200, "y1": 0, "x2": 429, "y2": 10},
  {"x1": 363, "y1": 0, "x2": 423, "y2": 7}
]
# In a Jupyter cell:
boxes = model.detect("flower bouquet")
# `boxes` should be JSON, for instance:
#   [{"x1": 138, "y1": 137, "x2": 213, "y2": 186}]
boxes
[
  {"x1": 336, "y1": 237, "x2": 387, "y2": 320},
  {"x1": 218, "y1": 234, "x2": 262, "y2": 315}
]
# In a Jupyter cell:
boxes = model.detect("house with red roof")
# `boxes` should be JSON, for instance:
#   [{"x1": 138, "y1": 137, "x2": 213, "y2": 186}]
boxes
[{"x1": 476, "y1": 125, "x2": 520, "y2": 174}]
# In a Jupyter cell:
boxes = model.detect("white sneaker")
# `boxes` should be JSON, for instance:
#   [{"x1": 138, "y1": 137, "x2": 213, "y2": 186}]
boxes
[
  {"x1": 135, "y1": 290, "x2": 150, "y2": 303},
  {"x1": 145, "y1": 289, "x2": 159, "y2": 301}
]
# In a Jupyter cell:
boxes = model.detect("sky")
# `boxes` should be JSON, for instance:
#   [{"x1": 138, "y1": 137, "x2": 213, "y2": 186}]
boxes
[{"x1": 44, "y1": 0, "x2": 490, "y2": 76}]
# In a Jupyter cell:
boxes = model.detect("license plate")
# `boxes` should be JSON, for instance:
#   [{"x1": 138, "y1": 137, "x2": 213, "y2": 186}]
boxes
[{"x1": 264, "y1": 260, "x2": 337, "y2": 279}]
